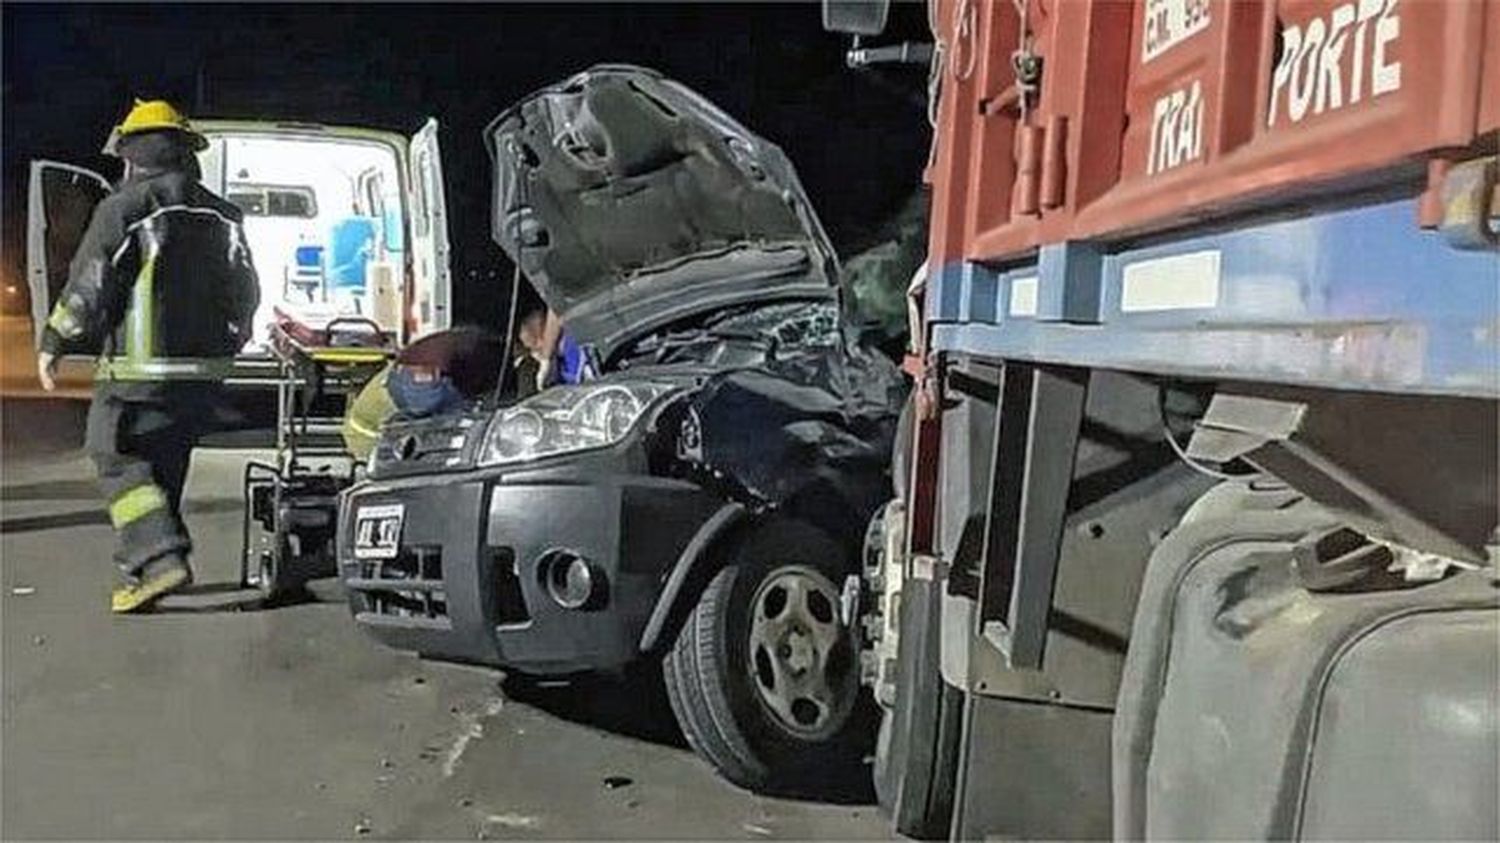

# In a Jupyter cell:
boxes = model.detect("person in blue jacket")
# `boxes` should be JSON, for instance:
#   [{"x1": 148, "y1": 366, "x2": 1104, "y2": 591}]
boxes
[{"x1": 515, "y1": 307, "x2": 588, "y2": 397}]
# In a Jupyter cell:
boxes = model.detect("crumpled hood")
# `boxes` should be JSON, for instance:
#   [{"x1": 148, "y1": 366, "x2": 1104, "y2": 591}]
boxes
[{"x1": 486, "y1": 65, "x2": 839, "y2": 360}]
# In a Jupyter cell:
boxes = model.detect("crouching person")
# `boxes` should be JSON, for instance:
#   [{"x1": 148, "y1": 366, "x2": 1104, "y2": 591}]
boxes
[
  {"x1": 342, "y1": 327, "x2": 505, "y2": 461},
  {"x1": 35, "y1": 100, "x2": 260, "y2": 613}
]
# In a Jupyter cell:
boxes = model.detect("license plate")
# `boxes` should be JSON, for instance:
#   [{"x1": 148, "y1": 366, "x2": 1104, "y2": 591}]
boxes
[{"x1": 353, "y1": 503, "x2": 405, "y2": 559}]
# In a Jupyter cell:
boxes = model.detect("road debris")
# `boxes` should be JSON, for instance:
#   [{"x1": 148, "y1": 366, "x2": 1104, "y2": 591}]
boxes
[
  {"x1": 482, "y1": 813, "x2": 540, "y2": 831},
  {"x1": 442, "y1": 698, "x2": 505, "y2": 777}
]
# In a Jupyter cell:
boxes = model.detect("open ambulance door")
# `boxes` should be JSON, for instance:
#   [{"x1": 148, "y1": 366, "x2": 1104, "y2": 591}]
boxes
[
  {"x1": 27, "y1": 160, "x2": 110, "y2": 357},
  {"x1": 406, "y1": 118, "x2": 451, "y2": 340}
]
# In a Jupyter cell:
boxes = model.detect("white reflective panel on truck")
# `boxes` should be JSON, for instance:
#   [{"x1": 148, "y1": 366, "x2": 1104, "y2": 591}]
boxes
[
  {"x1": 1008, "y1": 276, "x2": 1039, "y2": 317},
  {"x1": 1119, "y1": 250, "x2": 1221, "y2": 312}
]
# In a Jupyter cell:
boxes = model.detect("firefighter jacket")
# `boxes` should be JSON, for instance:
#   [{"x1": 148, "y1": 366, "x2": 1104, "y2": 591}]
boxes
[{"x1": 40, "y1": 168, "x2": 260, "y2": 382}]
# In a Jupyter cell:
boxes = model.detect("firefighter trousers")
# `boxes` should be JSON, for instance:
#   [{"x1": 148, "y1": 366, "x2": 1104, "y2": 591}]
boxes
[{"x1": 85, "y1": 383, "x2": 227, "y2": 576}]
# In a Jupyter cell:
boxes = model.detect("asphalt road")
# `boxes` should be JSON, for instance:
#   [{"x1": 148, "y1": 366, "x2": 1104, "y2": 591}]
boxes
[{"x1": 0, "y1": 398, "x2": 889, "y2": 840}]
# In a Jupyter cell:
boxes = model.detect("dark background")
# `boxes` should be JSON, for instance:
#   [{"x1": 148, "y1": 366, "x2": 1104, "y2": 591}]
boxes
[{"x1": 2, "y1": 2, "x2": 932, "y2": 327}]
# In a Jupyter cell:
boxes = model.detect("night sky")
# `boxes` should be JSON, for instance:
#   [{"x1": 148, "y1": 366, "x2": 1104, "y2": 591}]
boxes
[{"x1": 2, "y1": 2, "x2": 933, "y2": 327}]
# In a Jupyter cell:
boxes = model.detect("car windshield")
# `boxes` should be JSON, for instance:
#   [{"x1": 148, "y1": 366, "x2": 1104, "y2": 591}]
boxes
[{"x1": 615, "y1": 300, "x2": 841, "y2": 370}]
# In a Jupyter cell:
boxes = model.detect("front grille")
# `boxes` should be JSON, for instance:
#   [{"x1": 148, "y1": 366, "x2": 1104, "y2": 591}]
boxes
[
  {"x1": 348, "y1": 544, "x2": 451, "y2": 628},
  {"x1": 370, "y1": 414, "x2": 486, "y2": 478}
]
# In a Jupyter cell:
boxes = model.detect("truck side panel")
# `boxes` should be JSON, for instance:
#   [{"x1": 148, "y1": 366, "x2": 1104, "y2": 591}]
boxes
[{"x1": 928, "y1": 0, "x2": 1496, "y2": 265}]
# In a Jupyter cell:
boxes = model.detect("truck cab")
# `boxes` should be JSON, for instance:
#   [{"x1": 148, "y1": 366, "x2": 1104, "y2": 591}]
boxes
[{"x1": 26, "y1": 118, "x2": 451, "y2": 382}]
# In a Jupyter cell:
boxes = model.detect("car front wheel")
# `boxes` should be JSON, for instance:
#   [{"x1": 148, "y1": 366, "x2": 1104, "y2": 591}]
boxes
[{"x1": 663, "y1": 518, "x2": 872, "y2": 794}]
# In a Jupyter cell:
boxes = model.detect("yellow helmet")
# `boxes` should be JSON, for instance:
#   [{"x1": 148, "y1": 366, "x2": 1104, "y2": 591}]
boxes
[{"x1": 103, "y1": 99, "x2": 208, "y2": 156}]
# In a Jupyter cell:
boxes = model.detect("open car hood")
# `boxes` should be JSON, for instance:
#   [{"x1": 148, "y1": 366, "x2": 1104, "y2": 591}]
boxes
[{"x1": 487, "y1": 65, "x2": 839, "y2": 359}]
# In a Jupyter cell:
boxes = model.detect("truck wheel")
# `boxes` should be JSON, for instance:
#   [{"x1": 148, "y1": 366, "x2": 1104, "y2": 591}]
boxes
[
  {"x1": 892, "y1": 393, "x2": 915, "y2": 500},
  {"x1": 663, "y1": 519, "x2": 872, "y2": 793},
  {"x1": 872, "y1": 572, "x2": 962, "y2": 839}
]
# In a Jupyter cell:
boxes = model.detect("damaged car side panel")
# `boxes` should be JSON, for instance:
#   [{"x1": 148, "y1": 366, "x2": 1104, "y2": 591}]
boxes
[{"x1": 665, "y1": 305, "x2": 904, "y2": 535}]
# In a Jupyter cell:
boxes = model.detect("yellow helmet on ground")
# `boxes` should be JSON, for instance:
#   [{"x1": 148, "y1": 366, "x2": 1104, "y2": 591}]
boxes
[{"x1": 103, "y1": 99, "x2": 209, "y2": 155}]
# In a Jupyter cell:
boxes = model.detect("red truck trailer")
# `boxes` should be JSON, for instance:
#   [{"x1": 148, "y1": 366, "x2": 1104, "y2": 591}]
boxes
[{"x1": 831, "y1": 0, "x2": 1498, "y2": 838}]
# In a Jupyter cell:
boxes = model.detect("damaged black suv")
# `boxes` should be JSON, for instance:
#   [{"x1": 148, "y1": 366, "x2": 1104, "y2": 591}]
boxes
[{"x1": 337, "y1": 66, "x2": 903, "y2": 790}]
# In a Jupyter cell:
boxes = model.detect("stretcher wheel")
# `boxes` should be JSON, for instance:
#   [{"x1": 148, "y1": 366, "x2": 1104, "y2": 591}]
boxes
[{"x1": 250, "y1": 530, "x2": 296, "y2": 600}]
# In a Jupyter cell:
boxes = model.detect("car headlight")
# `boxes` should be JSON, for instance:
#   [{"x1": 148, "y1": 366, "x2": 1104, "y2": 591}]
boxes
[{"x1": 479, "y1": 381, "x2": 679, "y2": 466}]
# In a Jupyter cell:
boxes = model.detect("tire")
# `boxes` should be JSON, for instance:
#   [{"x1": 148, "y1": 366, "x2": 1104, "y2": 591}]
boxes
[
  {"x1": 252, "y1": 532, "x2": 292, "y2": 600},
  {"x1": 663, "y1": 518, "x2": 874, "y2": 794},
  {"x1": 255, "y1": 528, "x2": 318, "y2": 604},
  {"x1": 892, "y1": 393, "x2": 915, "y2": 501},
  {"x1": 872, "y1": 572, "x2": 962, "y2": 839}
]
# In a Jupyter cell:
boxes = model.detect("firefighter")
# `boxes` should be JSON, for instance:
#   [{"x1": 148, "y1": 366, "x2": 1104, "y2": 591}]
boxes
[
  {"x1": 341, "y1": 326, "x2": 506, "y2": 460},
  {"x1": 36, "y1": 99, "x2": 260, "y2": 613}
]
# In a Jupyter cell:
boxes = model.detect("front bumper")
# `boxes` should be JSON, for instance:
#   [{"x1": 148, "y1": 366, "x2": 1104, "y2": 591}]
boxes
[{"x1": 338, "y1": 459, "x2": 723, "y2": 675}]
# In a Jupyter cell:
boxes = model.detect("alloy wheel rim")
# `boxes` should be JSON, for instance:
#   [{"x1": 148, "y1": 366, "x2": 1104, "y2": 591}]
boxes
[{"x1": 746, "y1": 564, "x2": 857, "y2": 741}]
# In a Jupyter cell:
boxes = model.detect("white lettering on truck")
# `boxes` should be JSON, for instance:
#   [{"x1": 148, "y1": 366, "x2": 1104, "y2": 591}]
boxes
[
  {"x1": 1148, "y1": 79, "x2": 1205, "y2": 174},
  {"x1": 1269, "y1": 0, "x2": 1402, "y2": 127},
  {"x1": 1143, "y1": 0, "x2": 1212, "y2": 62}
]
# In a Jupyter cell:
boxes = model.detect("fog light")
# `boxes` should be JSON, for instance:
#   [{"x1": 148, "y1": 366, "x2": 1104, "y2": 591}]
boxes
[{"x1": 540, "y1": 549, "x2": 602, "y2": 610}]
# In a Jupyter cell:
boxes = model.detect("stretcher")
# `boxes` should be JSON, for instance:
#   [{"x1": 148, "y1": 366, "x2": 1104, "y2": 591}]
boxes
[{"x1": 240, "y1": 314, "x2": 395, "y2": 598}]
